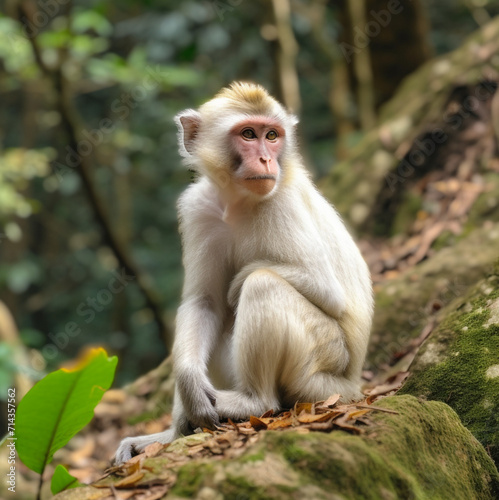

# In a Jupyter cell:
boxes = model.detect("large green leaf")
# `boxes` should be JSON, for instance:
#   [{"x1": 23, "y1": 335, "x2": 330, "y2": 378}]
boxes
[
  {"x1": 16, "y1": 348, "x2": 117, "y2": 474},
  {"x1": 51, "y1": 465, "x2": 81, "y2": 494}
]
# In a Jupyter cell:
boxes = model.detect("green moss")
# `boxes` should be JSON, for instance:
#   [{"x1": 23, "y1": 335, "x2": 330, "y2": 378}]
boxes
[
  {"x1": 55, "y1": 397, "x2": 499, "y2": 500},
  {"x1": 401, "y1": 277, "x2": 499, "y2": 466},
  {"x1": 218, "y1": 476, "x2": 270, "y2": 500},
  {"x1": 262, "y1": 396, "x2": 499, "y2": 499},
  {"x1": 431, "y1": 229, "x2": 456, "y2": 251},
  {"x1": 238, "y1": 448, "x2": 266, "y2": 464},
  {"x1": 391, "y1": 191, "x2": 422, "y2": 237},
  {"x1": 171, "y1": 463, "x2": 215, "y2": 497},
  {"x1": 270, "y1": 431, "x2": 412, "y2": 499},
  {"x1": 467, "y1": 173, "x2": 499, "y2": 228}
]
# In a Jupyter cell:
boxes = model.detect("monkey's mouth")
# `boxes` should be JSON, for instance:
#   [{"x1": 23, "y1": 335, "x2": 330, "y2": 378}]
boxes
[
  {"x1": 243, "y1": 175, "x2": 276, "y2": 196},
  {"x1": 245, "y1": 175, "x2": 276, "y2": 181}
]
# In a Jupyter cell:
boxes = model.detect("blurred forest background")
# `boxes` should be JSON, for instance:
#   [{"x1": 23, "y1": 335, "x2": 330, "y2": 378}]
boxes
[{"x1": 1, "y1": 0, "x2": 498, "y2": 392}]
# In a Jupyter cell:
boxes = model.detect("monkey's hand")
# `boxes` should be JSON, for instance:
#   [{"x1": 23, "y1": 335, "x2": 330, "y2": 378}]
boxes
[
  {"x1": 114, "y1": 429, "x2": 176, "y2": 464},
  {"x1": 176, "y1": 369, "x2": 220, "y2": 430}
]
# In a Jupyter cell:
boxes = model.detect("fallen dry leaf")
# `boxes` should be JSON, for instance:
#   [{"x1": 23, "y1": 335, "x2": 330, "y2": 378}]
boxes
[
  {"x1": 204, "y1": 440, "x2": 223, "y2": 455},
  {"x1": 134, "y1": 485, "x2": 169, "y2": 500},
  {"x1": 318, "y1": 394, "x2": 341, "y2": 409},
  {"x1": 297, "y1": 412, "x2": 338, "y2": 424},
  {"x1": 260, "y1": 409, "x2": 274, "y2": 418},
  {"x1": 354, "y1": 404, "x2": 399, "y2": 415},
  {"x1": 333, "y1": 414, "x2": 363, "y2": 434},
  {"x1": 186, "y1": 444, "x2": 206, "y2": 456},
  {"x1": 346, "y1": 409, "x2": 372, "y2": 420},
  {"x1": 236, "y1": 426, "x2": 257, "y2": 436},
  {"x1": 114, "y1": 471, "x2": 145, "y2": 488},
  {"x1": 367, "y1": 371, "x2": 409, "y2": 397},
  {"x1": 249, "y1": 415, "x2": 268, "y2": 431},
  {"x1": 267, "y1": 416, "x2": 294, "y2": 430},
  {"x1": 144, "y1": 442, "x2": 166, "y2": 458},
  {"x1": 109, "y1": 486, "x2": 135, "y2": 499},
  {"x1": 227, "y1": 418, "x2": 239, "y2": 432},
  {"x1": 307, "y1": 420, "x2": 335, "y2": 431},
  {"x1": 294, "y1": 402, "x2": 314, "y2": 414}
]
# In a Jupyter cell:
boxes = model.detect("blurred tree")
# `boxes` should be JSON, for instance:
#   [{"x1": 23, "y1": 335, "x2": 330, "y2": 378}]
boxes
[{"x1": 0, "y1": 0, "x2": 496, "y2": 385}]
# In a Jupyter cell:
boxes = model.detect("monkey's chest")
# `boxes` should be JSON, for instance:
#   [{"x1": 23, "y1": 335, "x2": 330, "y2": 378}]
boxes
[{"x1": 230, "y1": 230, "x2": 288, "y2": 271}]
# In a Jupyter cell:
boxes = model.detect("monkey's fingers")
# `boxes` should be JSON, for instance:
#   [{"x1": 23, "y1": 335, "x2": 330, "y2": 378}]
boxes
[{"x1": 114, "y1": 437, "x2": 139, "y2": 464}]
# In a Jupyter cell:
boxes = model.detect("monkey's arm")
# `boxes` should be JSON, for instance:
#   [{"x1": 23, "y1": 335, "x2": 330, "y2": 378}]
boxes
[
  {"x1": 174, "y1": 189, "x2": 230, "y2": 429},
  {"x1": 173, "y1": 296, "x2": 223, "y2": 430},
  {"x1": 228, "y1": 260, "x2": 346, "y2": 319}
]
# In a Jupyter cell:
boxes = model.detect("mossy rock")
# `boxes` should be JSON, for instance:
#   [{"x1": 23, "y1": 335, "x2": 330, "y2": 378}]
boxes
[
  {"x1": 401, "y1": 272, "x2": 499, "y2": 466},
  {"x1": 467, "y1": 172, "x2": 499, "y2": 228},
  {"x1": 368, "y1": 223, "x2": 499, "y2": 369},
  {"x1": 53, "y1": 396, "x2": 499, "y2": 499},
  {"x1": 320, "y1": 17, "x2": 499, "y2": 235}
]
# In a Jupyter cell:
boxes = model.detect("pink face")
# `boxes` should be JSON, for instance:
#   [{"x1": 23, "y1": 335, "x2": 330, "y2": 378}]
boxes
[{"x1": 230, "y1": 117, "x2": 285, "y2": 196}]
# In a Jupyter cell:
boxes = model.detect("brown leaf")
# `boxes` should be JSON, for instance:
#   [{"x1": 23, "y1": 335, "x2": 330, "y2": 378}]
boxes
[
  {"x1": 119, "y1": 457, "x2": 143, "y2": 476},
  {"x1": 322, "y1": 394, "x2": 341, "y2": 408},
  {"x1": 249, "y1": 415, "x2": 268, "y2": 431},
  {"x1": 333, "y1": 414, "x2": 363, "y2": 434},
  {"x1": 407, "y1": 221, "x2": 447, "y2": 266},
  {"x1": 267, "y1": 416, "x2": 293, "y2": 430},
  {"x1": 204, "y1": 440, "x2": 223, "y2": 455},
  {"x1": 186, "y1": 444, "x2": 206, "y2": 456},
  {"x1": 109, "y1": 487, "x2": 135, "y2": 499},
  {"x1": 227, "y1": 418, "x2": 240, "y2": 432},
  {"x1": 214, "y1": 433, "x2": 235, "y2": 447},
  {"x1": 114, "y1": 471, "x2": 145, "y2": 488},
  {"x1": 134, "y1": 485, "x2": 169, "y2": 500},
  {"x1": 354, "y1": 404, "x2": 399, "y2": 415},
  {"x1": 237, "y1": 426, "x2": 257, "y2": 435},
  {"x1": 297, "y1": 412, "x2": 338, "y2": 424},
  {"x1": 367, "y1": 371, "x2": 409, "y2": 396},
  {"x1": 144, "y1": 442, "x2": 165, "y2": 458},
  {"x1": 260, "y1": 409, "x2": 274, "y2": 418},
  {"x1": 294, "y1": 402, "x2": 313, "y2": 414},
  {"x1": 346, "y1": 409, "x2": 371, "y2": 420},
  {"x1": 307, "y1": 420, "x2": 335, "y2": 431}
]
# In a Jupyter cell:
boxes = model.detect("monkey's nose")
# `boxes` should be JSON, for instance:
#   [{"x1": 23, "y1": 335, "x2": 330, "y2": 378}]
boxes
[{"x1": 259, "y1": 157, "x2": 272, "y2": 172}]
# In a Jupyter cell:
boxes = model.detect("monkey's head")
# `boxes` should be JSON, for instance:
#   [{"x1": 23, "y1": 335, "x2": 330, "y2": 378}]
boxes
[{"x1": 175, "y1": 82, "x2": 299, "y2": 198}]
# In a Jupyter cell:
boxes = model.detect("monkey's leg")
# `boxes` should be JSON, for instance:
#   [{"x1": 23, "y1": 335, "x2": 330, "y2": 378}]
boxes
[
  {"x1": 215, "y1": 269, "x2": 362, "y2": 420},
  {"x1": 114, "y1": 385, "x2": 189, "y2": 463}
]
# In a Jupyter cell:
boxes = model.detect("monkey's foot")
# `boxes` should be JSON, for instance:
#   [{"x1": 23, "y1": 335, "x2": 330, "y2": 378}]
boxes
[
  {"x1": 215, "y1": 390, "x2": 279, "y2": 420},
  {"x1": 114, "y1": 429, "x2": 176, "y2": 464}
]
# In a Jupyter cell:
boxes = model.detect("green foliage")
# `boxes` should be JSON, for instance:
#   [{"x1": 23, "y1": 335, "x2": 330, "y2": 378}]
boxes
[
  {"x1": 0, "y1": 343, "x2": 16, "y2": 397},
  {"x1": 0, "y1": 148, "x2": 52, "y2": 219},
  {"x1": 0, "y1": 0, "x2": 496, "y2": 384},
  {"x1": 16, "y1": 348, "x2": 117, "y2": 475},
  {"x1": 51, "y1": 465, "x2": 82, "y2": 495}
]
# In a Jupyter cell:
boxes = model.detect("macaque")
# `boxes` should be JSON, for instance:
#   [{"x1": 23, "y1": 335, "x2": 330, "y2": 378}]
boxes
[{"x1": 115, "y1": 82, "x2": 373, "y2": 463}]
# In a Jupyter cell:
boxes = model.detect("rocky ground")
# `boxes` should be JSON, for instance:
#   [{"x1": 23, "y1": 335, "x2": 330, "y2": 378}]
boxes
[{"x1": 3, "y1": 17, "x2": 499, "y2": 500}]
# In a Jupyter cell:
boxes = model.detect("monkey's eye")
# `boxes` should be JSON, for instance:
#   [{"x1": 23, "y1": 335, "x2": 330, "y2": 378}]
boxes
[
  {"x1": 241, "y1": 129, "x2": 256, "y2": 139},
  {"x1": 266, "y1": 130, "x2": 278, "y2": 141}
]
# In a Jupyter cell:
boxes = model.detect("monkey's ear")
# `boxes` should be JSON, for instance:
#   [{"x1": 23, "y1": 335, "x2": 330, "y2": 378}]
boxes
[{"x1": 174, "y1": 109, "x2": 201, "y2": 157}]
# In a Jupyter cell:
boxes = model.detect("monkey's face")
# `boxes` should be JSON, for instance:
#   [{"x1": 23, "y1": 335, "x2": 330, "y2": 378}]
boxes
[{"x1": 230, "y1": 117, "x2": 285, "y2": 197}]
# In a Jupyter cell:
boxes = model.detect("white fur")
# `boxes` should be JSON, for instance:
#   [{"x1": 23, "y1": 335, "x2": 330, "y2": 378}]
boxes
[{"x1": 114, "y1": 83, "x2": 373, "y2": 464}]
